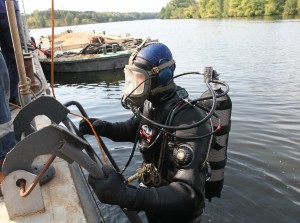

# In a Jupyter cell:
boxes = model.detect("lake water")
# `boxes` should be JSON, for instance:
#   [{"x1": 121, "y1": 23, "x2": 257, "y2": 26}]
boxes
[{"x1": 30, "y1": 18, "x2": 300, "y2": 223}]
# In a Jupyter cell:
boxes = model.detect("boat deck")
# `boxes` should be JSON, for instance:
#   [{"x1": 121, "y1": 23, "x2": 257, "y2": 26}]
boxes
[{"x1": 0, "y1": 157, "x2": 88, "y2": 223}]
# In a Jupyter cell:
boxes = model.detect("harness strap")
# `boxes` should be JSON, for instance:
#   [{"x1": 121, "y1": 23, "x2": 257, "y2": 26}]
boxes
[
  {"x1": 150, "y1": 59, "x2": 175, "y2": 75},
  {"x1": 150, "y1": 82, "x2": 176, "y2": 95},
  {"x1": 129, "y1": 38, "x2": 152, "y2": 65}
]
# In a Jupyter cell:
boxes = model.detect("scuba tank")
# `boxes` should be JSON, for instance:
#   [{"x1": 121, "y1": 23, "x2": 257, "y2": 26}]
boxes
[{"x1": 200, "y1": 66, "x2": 232, "y2": 202}]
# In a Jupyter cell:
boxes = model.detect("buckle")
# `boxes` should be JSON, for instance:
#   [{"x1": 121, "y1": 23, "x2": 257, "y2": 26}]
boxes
[{"x1": 151, "y1": 67, "x2": 159, "y2": 74}]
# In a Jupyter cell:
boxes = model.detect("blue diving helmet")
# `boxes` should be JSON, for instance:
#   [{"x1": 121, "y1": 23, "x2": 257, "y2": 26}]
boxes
[{"x1": 122, "y1": 40, "x2": 176, "y2": 108}]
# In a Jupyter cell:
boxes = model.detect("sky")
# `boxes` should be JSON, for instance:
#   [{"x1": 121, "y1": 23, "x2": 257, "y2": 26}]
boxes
[{"x1": 18, "y1": 0, "x2": 170, "y2": 14}]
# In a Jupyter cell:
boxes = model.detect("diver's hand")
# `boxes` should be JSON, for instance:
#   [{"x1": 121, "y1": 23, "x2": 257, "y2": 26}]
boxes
[
  {"x1": 79, "y1": 118, "x2": 107, "y2": 136},
  {"x1": 88, "y1": 165, "x2": 129, "y2": 207},
  {"x1": 78, "y1": 118, "x2": 98, "y2": 135}
]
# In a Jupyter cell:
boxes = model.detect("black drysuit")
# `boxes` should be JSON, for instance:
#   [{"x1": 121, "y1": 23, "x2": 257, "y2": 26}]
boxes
[{"x1": 93, "y1": 86, "x2": 212, "y2": 223}]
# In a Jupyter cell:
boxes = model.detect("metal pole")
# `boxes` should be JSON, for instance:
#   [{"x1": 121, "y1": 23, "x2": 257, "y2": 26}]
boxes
[{"x1": 5, "y1": 0, "x2": 31, "y2": 106}]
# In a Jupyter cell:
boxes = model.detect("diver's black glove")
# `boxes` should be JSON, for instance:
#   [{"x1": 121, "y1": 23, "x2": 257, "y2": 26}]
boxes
[
  {"x1": 88, "y1": 165, "x2": 184, "y2": 214},
  {"x1": 88, "y1": 165, "x2": 137, "y2": 208},
  {"x1": 78, "y1": 118, "x2": 105, "y2": 136}
]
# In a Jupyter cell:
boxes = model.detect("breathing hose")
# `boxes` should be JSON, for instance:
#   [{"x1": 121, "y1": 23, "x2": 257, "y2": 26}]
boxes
[{"x1": 131, "y1": 77, "x2": 218, "y2": 131}]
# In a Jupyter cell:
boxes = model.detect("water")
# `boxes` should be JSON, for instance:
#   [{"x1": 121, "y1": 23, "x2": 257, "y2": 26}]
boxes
[{"x1": 30, "y1": 18, "x2": 300, "y2": 223}]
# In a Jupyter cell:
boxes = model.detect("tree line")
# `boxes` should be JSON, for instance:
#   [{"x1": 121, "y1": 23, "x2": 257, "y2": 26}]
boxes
[
  {"x1": 26, "y1": 0, "x2": 300, "y2": 29},
  {"x1": 160, "y1": 0, "x2": 300, "y2": 18},
  {"x1": 26, "y1": 10, "x2": 158, "y2": 29}
]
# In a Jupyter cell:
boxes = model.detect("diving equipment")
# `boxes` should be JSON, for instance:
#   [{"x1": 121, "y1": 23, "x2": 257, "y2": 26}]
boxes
[
  {"x1": 199, "y1": 66, "x2": 232, "y2": 202},
  {"x1": 122, "y1": 41, "x2": 176, "y2": 108},
  {"x1": 121, "y1": 41, "x2": 229, "y2": 135}
]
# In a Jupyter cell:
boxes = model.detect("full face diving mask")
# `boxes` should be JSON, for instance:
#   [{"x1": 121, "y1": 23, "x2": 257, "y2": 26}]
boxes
[{"x1": 122, "y1": 59, "x2": 175, "y2": 108}]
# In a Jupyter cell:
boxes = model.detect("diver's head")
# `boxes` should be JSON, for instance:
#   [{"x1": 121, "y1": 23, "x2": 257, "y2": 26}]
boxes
[{"x1": 122, "y1": 41, "x2": 176, "y2": 108}]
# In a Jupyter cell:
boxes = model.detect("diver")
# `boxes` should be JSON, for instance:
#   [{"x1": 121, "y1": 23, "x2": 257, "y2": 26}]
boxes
[{"x1": 79, "y1": 41, "x2": 214, "y2": 223}]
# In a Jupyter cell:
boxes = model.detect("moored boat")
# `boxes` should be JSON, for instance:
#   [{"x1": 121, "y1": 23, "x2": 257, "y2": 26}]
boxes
[
  {"x1": 36, "y1": 31, "x2": 145, "y2": 76},
  {"x1": 40, "y1": 49, "x2": 132, "y2": 75}
]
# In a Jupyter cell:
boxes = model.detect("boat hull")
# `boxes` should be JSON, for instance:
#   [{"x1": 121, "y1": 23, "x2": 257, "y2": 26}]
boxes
[{"x1": 40, "y1": 52, "x2": 131, "y2": 75}]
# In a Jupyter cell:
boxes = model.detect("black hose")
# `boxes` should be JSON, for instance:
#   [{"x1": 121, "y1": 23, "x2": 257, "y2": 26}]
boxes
[
  {"x1": 121, "y1": 123, "x2": 142, "y2": 174},
  {"x1": 133, "y1": 78, "x2": 217, "y2": 131},
  {"x1": 64, "y1": 101, "x2": 89, "y2": 117},
  {"x1": 190, "y1": 80, "x2": 230, "y2": 104},
  {"x1": 63, "y1": 101, "x2": 120, "y2": 172},
  {"x1": 63, "y1": 101, "x2": 143, "y2": 223}
]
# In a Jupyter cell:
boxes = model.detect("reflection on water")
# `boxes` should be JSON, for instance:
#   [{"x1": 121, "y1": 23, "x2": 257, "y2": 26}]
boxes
[{"x1": 46, "y1": 69, "x2": 125, "y2": 85}]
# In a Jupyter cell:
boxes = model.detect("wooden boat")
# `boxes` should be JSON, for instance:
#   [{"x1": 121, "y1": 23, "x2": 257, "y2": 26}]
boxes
[
  {"x1": 36, "y1": 31, "x2": 144, "y2": 76},
  {"x1": 40, "y1": 50, "x2": 132, "y2": 75}
]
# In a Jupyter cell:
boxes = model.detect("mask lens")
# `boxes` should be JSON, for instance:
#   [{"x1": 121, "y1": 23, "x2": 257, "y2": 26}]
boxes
[{"x1": 124, "y1": 68, "x2": 146, "y2": 96}]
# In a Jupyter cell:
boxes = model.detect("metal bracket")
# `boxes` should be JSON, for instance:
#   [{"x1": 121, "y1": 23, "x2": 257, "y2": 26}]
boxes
[
  {"x1": 1, "y1": 170, "x2": 45, "y2": 220},
  {"x1": 2, "y1": 124, "x2": 103, "y2": 178},
  {"x1": 13, "y1": 96, "x2": 70, "y2": 141}
]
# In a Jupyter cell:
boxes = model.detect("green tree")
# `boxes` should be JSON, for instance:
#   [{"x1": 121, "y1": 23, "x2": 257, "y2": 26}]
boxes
[
  {"x1": 283, "y1": 0, "x2": 298, "y2": 14},
  {"x1": 73, "y1": 17, "x2": 79, "y2": 25},
  {"x1": 77, "y1": 15, "x2": 83, "y2": 24},
  {"x1": 184, "y1": 5, "x2": 199, "y2": 18},
  {"x1": 199, "y1": 0, "x2": 209, "y2": 17},
  {"x1": 207, "y1": 0, "x2": 223, "y2": 17},
  {"x1": 39, "y1": 17, "x2": 46, "y2": 27},
  {"x1": 223, "y1": 0, "x2": 231, "y2": 16},
  {"x1": 65, "y1": 12, "x2": 74, "y2": 25},
  {"x1": 26, "y1": 0, "x2": 298, "y2": 28},
  {"x1": 159, "y1": 7, "x2": 173, "y2": 18},
  {"x1": 265, "y1": 0, "x2": 285, "y2": 15},
  {"x1": 199, "y1": 0, "x2": 223, "y2": 18},
  {"x1": 26, "y1": 10, "x2": 158, "y2": 28},
  {"x1": 228, "y1": 0, "x2": 244, "y2": 16},
  {"x1": 26, "y1": 17, "x2": 37, "y2": 28},
  {"x1": 243, "y1": 0, "x2": 265, "y2": 16},
  {"x1": 159, "y1": 0, "x2": 198, "y2": 19}
]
